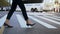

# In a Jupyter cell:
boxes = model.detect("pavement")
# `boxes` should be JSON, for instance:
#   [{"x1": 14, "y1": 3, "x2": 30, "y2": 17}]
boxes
[{"x1": 0, "y1": 11, "x2": 60, "y2": 34}]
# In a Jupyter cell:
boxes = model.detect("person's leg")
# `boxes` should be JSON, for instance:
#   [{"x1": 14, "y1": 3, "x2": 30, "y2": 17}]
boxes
[
  {"x1": 4, "y1": 0, "x2": 17, "y2": 27},
  {"x1": 18, "y1": 0, "x2": 35, "y2": 26}
]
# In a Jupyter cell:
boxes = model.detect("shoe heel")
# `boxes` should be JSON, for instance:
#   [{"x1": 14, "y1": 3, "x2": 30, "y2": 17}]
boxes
[
  {"x1": 4, "y1": 23, "x2": 13, "y2": 28},
  {"x1": 26, "y1": 23, "x2": 36, "y2": 26},
  {"x1": 26, "y1": 24, "x2": 30, "y2": 26}
]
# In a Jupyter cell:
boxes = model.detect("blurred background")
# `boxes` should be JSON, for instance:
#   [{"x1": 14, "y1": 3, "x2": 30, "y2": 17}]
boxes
[{"x1": 0, "y1": 0, "x2": 60, "y2": 13}]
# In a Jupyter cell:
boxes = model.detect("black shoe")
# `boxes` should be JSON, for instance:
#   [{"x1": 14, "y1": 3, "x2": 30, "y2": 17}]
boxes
[
  {"x1": 4, "y1": 23, "x2": 13, "y2": 28},
  {"x1": 27, "y1": 23, "x2": 36, "y2": 26}
]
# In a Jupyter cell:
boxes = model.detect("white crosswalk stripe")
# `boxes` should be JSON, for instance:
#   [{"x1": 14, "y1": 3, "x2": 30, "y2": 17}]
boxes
[
  {"x1": 34, "y1": 15, "x2": 60, "y2": 25},
  {"x1": 27, "y1": 12, "x2": 60, "y2": 19},
  {"x1": 16, "y1": 14, "x2": 32, "y2": 28},
  {"x1": 0, "y1": 15, "x2": 7, "y2": 27},
  {"x1": 28, "y1": 15, "x2": 57, "y2": 29},
  {"x1": 47, "y1": 15, "x2": 60, "y2": 19},
  {"x1": 41, "y1": 15, "x2": 60, "y2": 21},
  {"x1": 27, "y1": 12, "x2": 53, "y2": 16}
]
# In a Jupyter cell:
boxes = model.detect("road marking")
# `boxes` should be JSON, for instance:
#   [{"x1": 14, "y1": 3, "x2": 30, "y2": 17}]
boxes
[
  {"x1": 28, "y1": 15, "x2": 57, "y2": 29},
  {"x1": 0, "y1": 15, "x2": 7, "y2": 27},
  {"x1": 16, "y1": 14, "x2": 32, "y2": 28},
  {"x1": 48, "y1": 15, "x2": 60, "y2": 19},
  {"x1": 42, "y1": 15, "x2": 60, "y2": 21},
  {"x1": 35, "y1": 15, "x2": 60, "y2": 25}
]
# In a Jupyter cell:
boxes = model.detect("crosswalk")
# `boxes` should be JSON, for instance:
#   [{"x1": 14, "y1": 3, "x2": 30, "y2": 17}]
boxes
[
  {"x1": 0, "y1": 15, "x2": 7, "y2": 27},
  {"x1": 41, "y1": 15, "x2": 60, "y2": 21},
  {"x1": 35, "y1": 16, "x2": 60, "y2": 25},
  {"x1": 16, "y1": 14, "x2": 28, "y2": 28},
  {"x1": 0, "y1": 13, "x2": 60, "y2": 29},
  {"x1": 28, "y1": 15, "x2": 57, "y2": 29}
]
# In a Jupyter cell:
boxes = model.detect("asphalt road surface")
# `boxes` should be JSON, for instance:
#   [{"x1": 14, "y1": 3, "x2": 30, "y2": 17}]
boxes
[{"x1": 0, "y1": 11, "x2": 60, "y2": 34}]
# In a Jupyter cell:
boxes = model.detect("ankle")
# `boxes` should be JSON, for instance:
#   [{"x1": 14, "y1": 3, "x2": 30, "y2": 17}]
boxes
[
  {"x1": 5, "y1": 19, "x2": 9, "y2": 25},
  {"x1": 26, "y1": 20, "x2": 33, "y2": 24}
]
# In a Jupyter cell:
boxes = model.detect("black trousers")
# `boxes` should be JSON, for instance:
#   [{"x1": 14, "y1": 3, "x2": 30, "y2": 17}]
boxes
[{"x1": 6, "y1": 0, "x2": 28, "y2": 20}]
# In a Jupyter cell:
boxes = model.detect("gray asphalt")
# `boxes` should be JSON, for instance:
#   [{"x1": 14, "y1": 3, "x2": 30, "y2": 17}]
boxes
[{"x1": 0, "y1": 11, "x2": 60, "y2": 34}]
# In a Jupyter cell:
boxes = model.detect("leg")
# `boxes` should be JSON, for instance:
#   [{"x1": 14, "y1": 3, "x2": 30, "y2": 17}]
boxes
[
  {"x1": 18, "y1": 1, "x2": 35, "y2": 26},
  {"x1": 18, "y1": 0, "x2": 28, "y2": 21},
  {"x1": 4, "y1": 0, "x2": 17, "y2": 28},
  {"x1": 6, "y1": 1, "x2": 17, "y2": 20}
]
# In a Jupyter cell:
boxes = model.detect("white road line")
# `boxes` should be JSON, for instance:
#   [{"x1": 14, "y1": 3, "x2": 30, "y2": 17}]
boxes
[
  {"x1": 35, "y1": 16, "x2": 60, "y2": 25},
  {"x1": 48, "y1": 15, "x2": 60, "y2": 19},
  {"x1": 27, "y1": 13, "x2": 53, "y2": 16},
  {"x1": 0, "y1": 15, "x2": 7, "y2": 27},
  {"x1": 16, "y1": 14, "x2": 32, "y2": 28},
  {"x1": 42, "y1": 15, "x2": 60, "y2": 21},
  {"x1": 28, "y1": 15, "x2": 57, "y2": 29},
  {"x1": 27, "y1": 12, "x2": 60, "y2": 18}
]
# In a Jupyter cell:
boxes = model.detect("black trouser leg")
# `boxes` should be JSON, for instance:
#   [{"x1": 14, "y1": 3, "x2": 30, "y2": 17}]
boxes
[
  {"x1": 6, "y1": 1, "x2": 17, "y2": 20},
  {"x1": 18, "y1": 1, "x2": 28, "y2": 21}
]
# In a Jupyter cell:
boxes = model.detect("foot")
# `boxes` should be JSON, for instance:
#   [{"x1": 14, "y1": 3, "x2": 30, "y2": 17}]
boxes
[
  {"x1": 26, "y1": 19, "x2": 36, "y2": 26},
  {"x1": 27, "y1": 23, "x2": 36, "y2": 26},
  {"x1": 4, "y1": 23, "x2": 13, "y2": 28}
]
